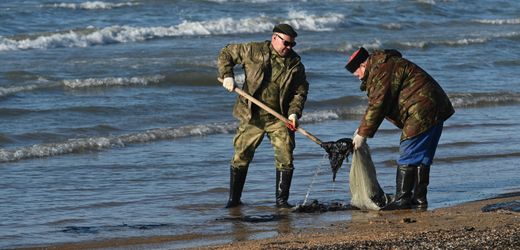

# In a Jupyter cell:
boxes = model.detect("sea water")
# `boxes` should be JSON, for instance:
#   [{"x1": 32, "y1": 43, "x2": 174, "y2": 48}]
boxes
[{"x1": 1, "y1": 0, "x2": 519, "y2": 248}]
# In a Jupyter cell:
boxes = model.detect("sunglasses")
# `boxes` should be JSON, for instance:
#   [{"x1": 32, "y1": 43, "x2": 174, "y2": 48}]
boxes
[{"x1": 276, "y1": 34, "x2": 296, "y2": 47}]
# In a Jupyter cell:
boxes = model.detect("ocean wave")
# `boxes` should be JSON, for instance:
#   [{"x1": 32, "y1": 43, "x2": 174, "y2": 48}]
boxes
[
  {"x1": 435, "y1": 151, "x2": 520, "y2": 164},
  {"x1": 0, "y1": 71, "x2": 234, "y2": 98},
  {"x1": 0, "y1": 11, "x2": 343, "y2": 52},
  {"x1": 1, "y1": 92, "x2": 518, "y2": 163},
  {"x1": 337, "y1": 40, "x2": 383, "y2": 52},
  {"x1": 449, "y1": 92, "x2": 520, "y2": 108},
  {"x1": 63, "y1": 75, "x2": 165, "y2": 88},
  {"x1": 0, "y1": 75, "x2": 166, "y2": 98},
  {"x1": 0, "y1": 123, "x2": 237, "y2": 163},
  {"x1": 312, "y1": 32, "x2": 520, "y2": 53},
  {"x1": 0, "y1": 133, "x2": 13, "y2": 144},
  {"x1": 399, "y1": 32, "x2": 520, "y2": 49},
  {"x1": 300, "y1": 92, "x2": 520, "y2": 121},
  {"x1": 46, "y1": 1, "x2": 139, "y2": 10},
  {"x1": 0, "y1": 84, "x2": 48, "y2": 97},
  {"x1": 473, "y1": 18, "x2": 520, "y2": 25},
  {"x1": 300, "y1": 110, "x2": 340, "y2": 123},
  {"x1": 206, "y1": 0, "x2": 278, "y2": 3}
]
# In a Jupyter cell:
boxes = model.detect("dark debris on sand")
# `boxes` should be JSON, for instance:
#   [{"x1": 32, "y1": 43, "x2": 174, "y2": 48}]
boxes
[{"x1": 293, "y1": 200, "x2": 357, "y2": 213}]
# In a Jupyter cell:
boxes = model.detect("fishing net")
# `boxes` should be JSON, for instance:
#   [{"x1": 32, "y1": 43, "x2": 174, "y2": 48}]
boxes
[
  {"x1": 321, "y1": 138, "x2": 353, "y2": 181},
  {"x1": 294, "y1": 140, "x2": 389, "y2": 213},
  {"x1": 349, "y1": 143, "x2": 390, "y2": 210}
]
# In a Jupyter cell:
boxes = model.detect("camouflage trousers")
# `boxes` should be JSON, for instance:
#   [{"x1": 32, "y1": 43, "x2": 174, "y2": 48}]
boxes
[{"x1": 231, "y1": 116, "x2": 295, "y2": 171}]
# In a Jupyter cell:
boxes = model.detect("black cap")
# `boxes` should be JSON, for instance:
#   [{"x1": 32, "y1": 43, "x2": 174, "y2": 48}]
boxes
[
  {"x1": 345, "y1": 47, "x2": 369, "y2": 73},
  {"x1": 273, "y1": 23, "x2": 297, "y2": 38}
]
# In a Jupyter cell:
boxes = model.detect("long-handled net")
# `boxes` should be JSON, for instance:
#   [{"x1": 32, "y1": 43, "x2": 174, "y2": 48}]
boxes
[
  {"x1": 321, "y1": 138, "x2": 354, "y2": 181},
  {"x1": 219, "y1": 78, "x2": 385, "y2": 210},
  {"x1": 219, "y1": 78, "x2": 356, "y2": 182}
]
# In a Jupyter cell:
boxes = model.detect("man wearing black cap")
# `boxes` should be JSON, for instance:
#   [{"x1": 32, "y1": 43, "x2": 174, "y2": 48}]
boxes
[
  {"x1": 217, "y1": 24, "x2": 309, "y2": 208},
  {"x1": 345, "y1": 47, "x2": 454, "y2": 210}
]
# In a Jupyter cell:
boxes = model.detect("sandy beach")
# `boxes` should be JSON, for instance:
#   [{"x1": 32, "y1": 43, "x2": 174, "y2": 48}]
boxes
[
  {"x1": 19, "y1": 192, "x2": 519, "y2": 250},
  {"x1": 205, "y1": 193, "x2": 520, "y2": 250}
]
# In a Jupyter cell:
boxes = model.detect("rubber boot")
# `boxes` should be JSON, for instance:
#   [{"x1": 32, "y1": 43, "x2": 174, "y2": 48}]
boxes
[
  {"x1": 275, "y1": 169, "x2": 294, "y2": 208},
  {"x1": 383, "y1": 165, "x2": 416, "y2": 210},
  {"x1": 226, "y1": 167, "x2": 247, "y2": 208},
  {"x1": 413, "y1": 164, "x2": 430, "y2": 208}
]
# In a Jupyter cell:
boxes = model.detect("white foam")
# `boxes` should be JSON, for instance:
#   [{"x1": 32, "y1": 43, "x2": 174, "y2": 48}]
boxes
[
  {"x1": 416, "y1": 0, "x2": 436, "y2": 4},
  {"x1": 0, "y1": 123, "x2": 237, "y2": 163},
  {"x1": 0, "y1": 84, "x2": 43, "y2": 97},
  {"x1": 381, "y1": 23, "x2": 402, "y2": 30},
  {"x1": 0, "y1": 75, "x2": 165, "y2": 97},
  {"x1": 300, "y1": 106, "x2": 367, "y2": 123},
  {"x1": 339, "y1": 40, "x2": 382, "y2": 52},
  {"x1": 0, "y1": 11, "x2": 345, "y2": 51},
  {"x1": 474, "y1": 18, "x2": 520, "y2": 25},
  {"x1": 63, "y1": 75, "x2": 165, "y2": 88},
  {"x1": 442, "y1": 37, "x2": 488, "y2": 46},
  {"x1": 300, "y1": 110, "x2": 340, "y2": 123},
  {"x1": 396, "y1": 31, "x2": 520, "y2": 49},
  {"x1": 0, "y1": 77, "x2": 58, "y2": 97},
  {"x1": 449, "y1": 93, "x2": 520, "y2": 108},
  {"x1": 207, "y1": 0, "x2": 278, "y2": 3},
  {"x1": 49, "y1": 1, "x2": 139, "y2": 10},
  {"x1": 285, "y1": 10, "x2": 344, "y2": 32},
  {"x1": 398, "y1": 41, "x2": 428, "y2": 48}
]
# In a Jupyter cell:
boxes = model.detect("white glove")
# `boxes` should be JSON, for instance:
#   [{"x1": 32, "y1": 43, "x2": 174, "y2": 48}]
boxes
[
  {"x1": 287, "y1": 114, "x2": 298, "y2": 131},
  {"x1": 222, "y1": 77, "x2": 236, "y2": 92},
  {"x1": 352, "y1": 133, "x2": 366, "y2": 150}
]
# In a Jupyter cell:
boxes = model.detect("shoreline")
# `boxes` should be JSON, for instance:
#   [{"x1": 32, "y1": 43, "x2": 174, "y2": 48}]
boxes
[
  {"x1": 207, "y1": 192, "x2": 520, "y2": 250},
  {"x1": 15, "y1": 191, "x2": 520, "y2": 250}
]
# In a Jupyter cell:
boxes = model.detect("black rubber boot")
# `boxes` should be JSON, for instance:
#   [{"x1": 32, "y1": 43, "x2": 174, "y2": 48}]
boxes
[
  {"x1": 413, "y1": 164, "x2": 430, "y2": 208},
  {"x1": 383, "y1": 165, "x2": 416, "y2": 210},
  {"x1": 226, "y1": 167, "x2": 247, "y2": 208},
  {"x1": 275, "y1": 169, "x2": 294, "y2": 208}
]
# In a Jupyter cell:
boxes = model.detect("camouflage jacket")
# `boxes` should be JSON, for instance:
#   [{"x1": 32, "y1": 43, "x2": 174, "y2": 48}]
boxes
[
  {"x1": 218, "y1": 41, "x2": 309, "y2": 122},
  {"x1": 358, "y1": 49, "x2": 455, "y2": 141}
]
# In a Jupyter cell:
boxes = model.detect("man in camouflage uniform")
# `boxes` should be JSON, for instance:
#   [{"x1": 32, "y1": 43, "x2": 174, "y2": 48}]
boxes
[
  {"x1": 217, "y1": 24, "x2": 309, "y2": 208},
  {"x1": 345, "y1": 47, "x2": 454, "y2": 210}
]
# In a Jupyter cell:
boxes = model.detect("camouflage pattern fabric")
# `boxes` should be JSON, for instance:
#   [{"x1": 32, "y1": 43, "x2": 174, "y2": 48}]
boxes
[
  {"x1": 231, "y1": 118, "x2": 295, "y2": 171},
  {"x1": 254, "y1": 49, "x2": 285, "y2": 117},
  {"x1": 218, "y1": 40, "x2": 308, "y2": 170},
  {"x1": 357, "y1": 49, "x2": 455, "y2": 141},
  {"x1": 217, "y1": 41, "x2": 308, "y2": 122}
]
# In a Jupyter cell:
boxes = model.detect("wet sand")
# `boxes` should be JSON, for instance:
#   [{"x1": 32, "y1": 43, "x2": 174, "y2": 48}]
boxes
[
  {"x1": 18, "y1": 192, "x2": 520, "y2": 250},
  {"x1": 206, "y1": 193, "x2": 520, "y2": 250}
]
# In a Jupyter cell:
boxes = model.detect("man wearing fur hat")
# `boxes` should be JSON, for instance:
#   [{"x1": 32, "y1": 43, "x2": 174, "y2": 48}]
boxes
[
  {"x1": 345, "y1": 47, "x2": 454, "y2": 210},
  {"x1": 217, "y1": 24, "x2": 309, "y2": 208}
]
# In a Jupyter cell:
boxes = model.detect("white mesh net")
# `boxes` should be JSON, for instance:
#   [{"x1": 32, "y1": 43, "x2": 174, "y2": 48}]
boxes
[{"x1": 349, "y1": 143, "x2": 390, "y2": 210}]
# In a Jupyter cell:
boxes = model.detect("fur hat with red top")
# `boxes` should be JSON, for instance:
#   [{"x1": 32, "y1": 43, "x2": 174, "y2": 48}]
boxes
[{"x1": 345, "y1": 47, "x2": 369, "y2": 73}]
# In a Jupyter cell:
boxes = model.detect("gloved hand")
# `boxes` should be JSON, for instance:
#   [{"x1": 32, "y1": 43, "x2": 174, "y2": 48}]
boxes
[
  {"x1": 286, "y1": 114, "x2": 298, "y2": 131},
  {"x1": 222, "y1": 77, "x2": 236, "y2": 92},
  {"x1": 352, "y1": 132, "x2": 366, "y2": 150}
]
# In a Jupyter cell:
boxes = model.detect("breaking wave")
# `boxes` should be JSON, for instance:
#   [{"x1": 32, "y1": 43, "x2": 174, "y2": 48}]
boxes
[
  {"x1": 0, "y1": 83, "x2": 54, "y2": 97},
  {"x1": 473, "y1": 18, "x2": 520, "y2": 25},
  {"x1": 394, "y1": 32, "x2": 520, "y2": 49},
  {"x1": 0, "y1": 75, "x2": 166, "y2": 98},
  {"x1": 1, "y1": 91, "x2": 518, "y2": 163},
  {"x1": 63, "y1": 75, "x2": 165, "y2": 88},
  {"x1": 46, "y1": 1, "x2": 139, "y2": 10},
  {"x1": 0, "y1": 123, "x2": 237, "y2": 163},
  {"x1": 449, "y1": 92, "x2": 520, "y2": 108},
  {"x1": 301, "y1": 92, "x2": 520, "y2": 123},
  {"x1": 307, "y1": 92, "x2": 520, "y2": 110},
  {"x1": 0, "y1": 11, "x2": 343, "y2": 52},
  {"x1": 309, "y1": 32, "x2": 520, "y2": 54}
]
